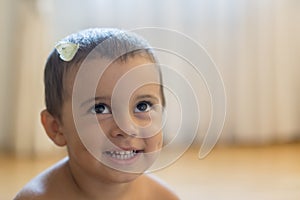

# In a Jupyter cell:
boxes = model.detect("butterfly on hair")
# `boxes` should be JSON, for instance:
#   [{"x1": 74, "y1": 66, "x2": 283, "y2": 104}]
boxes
[{"x1": 55, "y1": 42, "x2": 79, "y2": 62}]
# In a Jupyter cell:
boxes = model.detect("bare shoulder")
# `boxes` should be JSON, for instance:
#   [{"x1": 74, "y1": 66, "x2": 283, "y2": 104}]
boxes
[
  {"x1": 141, "y1": 174, "x2": 180, "y2": 200},
  {"x1": 14, "y1": 158, "x2": 70, "y2": 200}
]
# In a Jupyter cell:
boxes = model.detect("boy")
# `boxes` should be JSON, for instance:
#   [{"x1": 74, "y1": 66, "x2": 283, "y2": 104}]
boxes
[{"x1": 15, "y1": 28, "x2": 178, "y2": 199}]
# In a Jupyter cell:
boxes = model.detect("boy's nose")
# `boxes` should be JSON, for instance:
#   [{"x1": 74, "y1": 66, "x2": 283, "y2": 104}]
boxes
[{"x1": 109, "y1": 122, "x2": 138, "y2": 138}]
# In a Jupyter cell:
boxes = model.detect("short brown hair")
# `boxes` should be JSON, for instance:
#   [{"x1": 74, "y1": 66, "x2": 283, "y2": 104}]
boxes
[{"x1": 44, "y1": 28, "x2": 165, "y2": 119}]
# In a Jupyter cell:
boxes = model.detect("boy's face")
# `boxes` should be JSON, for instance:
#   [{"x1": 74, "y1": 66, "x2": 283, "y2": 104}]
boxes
[{"x1": 59, "y1": 55, "x2": 163, "y2": 182}]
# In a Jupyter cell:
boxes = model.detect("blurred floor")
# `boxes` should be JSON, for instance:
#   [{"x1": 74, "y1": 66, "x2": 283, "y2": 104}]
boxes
[{"x1": 1, "y1": 143, "x2": 299, "y2": 200}]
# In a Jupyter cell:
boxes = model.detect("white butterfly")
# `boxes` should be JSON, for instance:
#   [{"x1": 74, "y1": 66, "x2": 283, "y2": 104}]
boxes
[{"x1": 55, "y1": 42, "x2": 79, "y2": 62}]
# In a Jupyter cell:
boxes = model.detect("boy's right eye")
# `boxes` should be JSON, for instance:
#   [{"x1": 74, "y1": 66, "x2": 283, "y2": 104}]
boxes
[{"x1": 90, "y1": 103, "x2": 111, "y2": 114}]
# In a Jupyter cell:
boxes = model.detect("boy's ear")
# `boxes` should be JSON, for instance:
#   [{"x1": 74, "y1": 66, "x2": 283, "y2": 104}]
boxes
[{"x1": 41, "y1": 109, "x2": 66, "y2": 147}]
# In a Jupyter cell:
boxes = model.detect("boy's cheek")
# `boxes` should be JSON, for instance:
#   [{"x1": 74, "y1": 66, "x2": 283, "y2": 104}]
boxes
[{"x1": 145, "y1": 133, "x2": 163, "y2": 150}]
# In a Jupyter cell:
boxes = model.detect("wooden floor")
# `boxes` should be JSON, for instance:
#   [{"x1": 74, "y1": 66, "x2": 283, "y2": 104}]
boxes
[{"x1": 1, "y1": 143, "x2": 300, "y2": 200}]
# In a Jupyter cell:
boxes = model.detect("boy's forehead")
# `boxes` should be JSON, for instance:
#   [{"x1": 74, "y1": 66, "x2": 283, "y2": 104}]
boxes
[
  {"x1": 99, "y1": 57, "x2": 158, "y2": 85},
  {"x1": 65, "y1": 56, "x2": 160, "y2": 99},
  {"x1": 66, "y1": 56, "x2": 156, "y2": 81}
]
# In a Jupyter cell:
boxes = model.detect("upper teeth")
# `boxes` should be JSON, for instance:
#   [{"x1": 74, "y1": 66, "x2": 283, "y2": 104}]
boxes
[
  {"x1": 109, "y1": 150, "x2": 135, "y2": 155},
  {"x1": 105, "y1": 150, "x2": 138, "y2": 160}
]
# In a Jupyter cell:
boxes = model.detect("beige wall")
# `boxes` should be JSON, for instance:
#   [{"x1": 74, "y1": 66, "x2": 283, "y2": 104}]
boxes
[
  {"x1": 0, "y1": 0, "x2": 299, "y2": 156},
  {"x1": 0, "y1": 0, "x2": 59, "y2": 156}
]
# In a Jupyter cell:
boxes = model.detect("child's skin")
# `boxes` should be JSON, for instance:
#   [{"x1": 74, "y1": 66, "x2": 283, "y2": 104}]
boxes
[{"x1": 14, "y1": 55, "x2": 179, "y2": 199}]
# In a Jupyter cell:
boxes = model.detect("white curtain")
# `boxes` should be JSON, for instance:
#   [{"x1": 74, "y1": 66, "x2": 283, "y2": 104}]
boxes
[
  {"x1": 47, "y1": 0, "x2": 300, "y2": 144},
  {"x1": 0, "y1": 0, "x2": 61, "y2": 156},
  {"x1": 0, "y1": 0, "x2": 299, "y2": 156}
]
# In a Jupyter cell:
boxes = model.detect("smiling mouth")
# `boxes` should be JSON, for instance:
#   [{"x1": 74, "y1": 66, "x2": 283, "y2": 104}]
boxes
[{"x1": 104, "y1": 150, "x2": 144, "y2": 160}]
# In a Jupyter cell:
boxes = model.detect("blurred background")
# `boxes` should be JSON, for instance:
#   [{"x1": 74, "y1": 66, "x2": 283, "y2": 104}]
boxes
[
  {"x1": 0, "y1": 0, "x2": 299, "y2": 156},
  {"x1": 0, "y1": 0, "x2": 299, "y2": 199}
]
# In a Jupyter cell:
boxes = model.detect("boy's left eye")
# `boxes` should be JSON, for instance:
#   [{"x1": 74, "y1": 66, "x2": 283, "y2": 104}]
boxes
[{"x1": 134, "y1": 101, "x2": 152, "y2": 113}]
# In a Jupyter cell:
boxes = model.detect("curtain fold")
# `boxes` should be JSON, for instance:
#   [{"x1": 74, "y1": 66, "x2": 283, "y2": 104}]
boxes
[
  {"x1": 0, "y1": 0, "x2": 63, "y2": 156},
  {"x1": 49, "y1": 0, "x2": 300, "y2": 144},
  {"x1": 0, "y1": 0, "x2": 299, "y2": 156}
]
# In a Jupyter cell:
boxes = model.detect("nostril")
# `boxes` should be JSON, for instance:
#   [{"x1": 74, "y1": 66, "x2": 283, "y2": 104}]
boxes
[
  {"x1": 128, "y1": 132, "x2": 137, "y2": 137},
  {"x1": 111, "y1": 129, "x2": 138, "y2": 138},
  {"x1": 111, "y1": 131, "x2": 125, "y2": 138},
  {"x1": 110, "y1": 123, "x2": 139, "y2": 138},
  {"x1": 119, "y1": 131, "x2": 138, "y2": 138},
  {"x1": 116, "y1": 132, "x2": 125, "y2": 137}
]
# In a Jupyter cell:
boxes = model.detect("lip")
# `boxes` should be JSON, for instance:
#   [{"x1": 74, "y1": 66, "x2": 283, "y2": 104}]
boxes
[{"x1": 102, "y1": 148, "x2": 144, "y2": 165}]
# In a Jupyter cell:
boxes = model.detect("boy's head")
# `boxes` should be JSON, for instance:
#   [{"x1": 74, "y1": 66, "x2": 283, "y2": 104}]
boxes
[
  {"x1": 44, "y1": 28, "x2": 165, "y2": 120},
  {"x1": 42, "y1": 28, "x2": 166, "y2": 175}
]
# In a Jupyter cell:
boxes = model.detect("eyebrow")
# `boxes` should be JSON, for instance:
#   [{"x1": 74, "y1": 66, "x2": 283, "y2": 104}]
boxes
[{"x1": 134, "y1": 94, "x2": 159, "y2": 101}]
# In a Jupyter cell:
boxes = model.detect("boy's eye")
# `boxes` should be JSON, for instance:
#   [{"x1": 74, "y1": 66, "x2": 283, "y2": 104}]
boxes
[
  {"x1": 91, "y1": 103, "x2": 111, "y2": 114},
  {"x1": 134, "y1": 101, "x2": 152, "y2": 113}
]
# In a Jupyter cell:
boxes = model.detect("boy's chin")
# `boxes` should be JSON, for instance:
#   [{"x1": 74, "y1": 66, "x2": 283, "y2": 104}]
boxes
[{"x1": 111, "y1": 170, "x2": 142, "y2": 183}]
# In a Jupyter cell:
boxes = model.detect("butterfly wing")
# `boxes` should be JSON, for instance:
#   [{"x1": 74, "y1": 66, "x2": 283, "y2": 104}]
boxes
[{"x1": 55, "y1": 42, "x2": 79, "y2": 62}]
